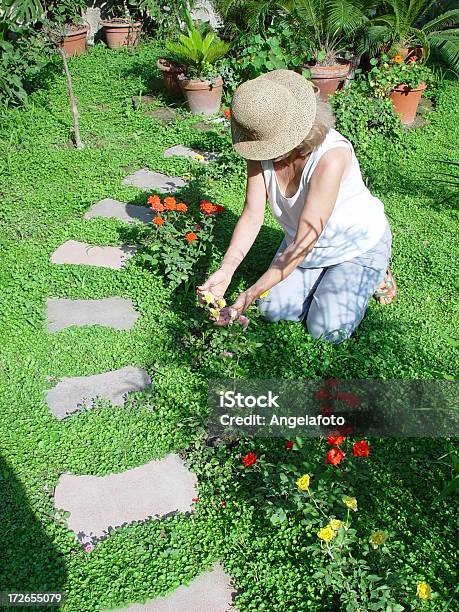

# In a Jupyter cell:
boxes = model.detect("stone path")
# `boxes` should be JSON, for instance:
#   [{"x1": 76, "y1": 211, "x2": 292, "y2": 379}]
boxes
[
  {"x1": 54, "y1": 455, "x2": 198, "y2": 545},
  {"x1": 111, "y1": 564, "x2": 235, "y2": 611},
  {"x1": 144, "y1": 108, "x2": 177, "y2": 124},
  {"x1": 85, "y1": 199, "x2": 154, "y2": 224},
  {"x1": 164, "y1": 144, "x2": 219, "y2": 164},
  {"x1": 46, "y1": 366, "x2": 151, "y2": 420},
  {"x1": 122, "y1": 169, "x2": 188, "y2": 192},
  {"x1": 51, "y1": 240, "x2": 136, "y2": 269},
  {"x1": 46, "y1": 154, "x2": 234, "y2": 607},
  {"x1": 46, "y1": 297, "x2": 139, "y2": 332}
]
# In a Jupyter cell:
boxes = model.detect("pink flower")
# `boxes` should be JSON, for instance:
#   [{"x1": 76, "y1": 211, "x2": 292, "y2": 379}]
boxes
[
  {"x1": 84, "y1": 543, "x2": 94, "y2": 553},
  {"x1": 238, "y1": 315, "x2": 250, "y2": 329}
]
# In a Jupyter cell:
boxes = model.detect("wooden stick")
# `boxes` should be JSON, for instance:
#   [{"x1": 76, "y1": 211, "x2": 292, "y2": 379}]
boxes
[{"x1": 58, "y1": 46, "x2": 84, "y2": 150}]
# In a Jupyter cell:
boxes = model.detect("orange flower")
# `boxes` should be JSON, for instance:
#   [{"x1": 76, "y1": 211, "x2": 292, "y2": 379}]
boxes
[
  {"x1": 393, "y1": 54, "x2": 403, "y2": 64},
  {"x1": 153, "y1": 216, "x2": 165, "y2": 226},
  {"x1": 164, "y1": 200, "x2": 176, "y2": 211},
  {"x1": 224, "y1": 109, "x2": 231, "y2": 119},
  {"x1": 185, "y1": 232, "x2": 198, "y2": 243},
  {"x1": 200, "y1": 201, "x2": 225, "y2": 215},
  {"x1": 200, "y1": 200, "x2": 216, "y2": 215},
  {"x1": 148, "y1": 195, "x2": 164, "y2": 212},
  {"x1": 176, "y1": 202, "x2": 188, "y2": 213}
]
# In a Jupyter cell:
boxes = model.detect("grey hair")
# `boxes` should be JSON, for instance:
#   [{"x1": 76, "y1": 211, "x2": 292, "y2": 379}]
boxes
[{"x1": 295, "y1": 95, "x2": 336, "y2": 157}]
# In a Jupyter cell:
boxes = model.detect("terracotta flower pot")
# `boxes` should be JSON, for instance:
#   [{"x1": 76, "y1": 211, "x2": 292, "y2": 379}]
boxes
[
  {"x1": 61, "y1": 27, "x2": 88, "y2": 57},
  {"x1": 390, "y1": 82, "x2": 427, "y2": 124},
  {"x1": 101, "y1": 20, "x2": 142, "y2": 49},
  {"x1": 179, "y1": 75, "x2": 223, "y2": 116},
  {"x1": 305, "y1": 61, "x2": 350, "y2": 100},
  {"x1": 157, "y1": 59, "x2": 185, "y2": 95}
]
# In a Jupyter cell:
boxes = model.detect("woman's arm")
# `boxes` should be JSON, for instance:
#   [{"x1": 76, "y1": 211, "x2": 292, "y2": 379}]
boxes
[
  {"x1": 198, "y1": 160, "x2": 267, "y2": 297},
  {"x1": 227, "y1": 148, "x2": 351, "y2": 316}
]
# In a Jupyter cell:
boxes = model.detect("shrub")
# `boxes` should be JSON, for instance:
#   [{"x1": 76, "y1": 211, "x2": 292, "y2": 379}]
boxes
[{"x1": 331, "y1": 81, "x2": 404, "y2": 154}]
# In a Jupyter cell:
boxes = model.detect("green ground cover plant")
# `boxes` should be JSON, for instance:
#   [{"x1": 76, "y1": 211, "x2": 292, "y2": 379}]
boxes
[{"x1": 0, "y1": 42, "x2": 458, "y2": 610}]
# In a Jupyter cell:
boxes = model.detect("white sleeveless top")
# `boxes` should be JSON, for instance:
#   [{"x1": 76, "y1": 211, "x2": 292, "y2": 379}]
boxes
[{"x1": 261, "y1": 128, "x2": 388, "y2": 268}]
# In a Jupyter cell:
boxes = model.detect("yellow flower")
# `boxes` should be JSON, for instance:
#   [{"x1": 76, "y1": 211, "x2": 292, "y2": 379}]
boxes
[
  {"x1": 259, "y1": 290, "x2": 269, "y2": 299},
  {"x1": 317, "y1": 525, "x2": 335, "y2": 543},
  {"x1": 393, "y1": 54, "x2": 403, "y2": 64},
  {"x1": 216, "y1": 297, "x2": 226, "y2": 308},
  {"x1": 203, "y1": 291, "x2": 215, "y2": 304},
  {"x1": 194, "y1": 153, "x2": 205, "y2": 162},
  {"x1": 296, "y1": 474, "x2": 310, "y2": 491},
  {"x1": 369, "y1": 530, "x2": 387, "y2": 548},
  {"x1": 416, "y1": 582, "x2": 431, "y2": 600},
  {"x1": 342, "y1": 495, "x2": 358, "y2": 511},
  {"x1": 209, "y1": 308, "x2": 220, "y2": 320},
  {"x1": 329, "y1": 519, "x2": 343, "y2": 531}
]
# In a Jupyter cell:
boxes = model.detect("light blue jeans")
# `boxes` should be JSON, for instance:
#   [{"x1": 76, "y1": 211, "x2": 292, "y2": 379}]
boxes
[{"x1": 256, "y1": 221, "x2": 392, "y2": 343}]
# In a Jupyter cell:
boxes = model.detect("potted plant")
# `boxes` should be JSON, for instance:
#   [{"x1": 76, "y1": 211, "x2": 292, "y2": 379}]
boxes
[
  {"x1": 165, "y1": 11, "x2": 231, "y2": 115},
  {"x1": 368, "y1": 53, "x2": 433, "y2": 124},
  {"x1": 282, "y1": 0, "x2": 372, "y2": 99},
  {"x1": 101, "y1": 0, "x2": 145, "y2": 49},
  {"x1": 48, "y1": 0, "x2": 88, "y2": 57},
  {"x1": 363, "y1": 0, "x2": 459, "y2": 72},
  {"x1": 156, "y1": 58, "x2": 186, "y2": 95}
]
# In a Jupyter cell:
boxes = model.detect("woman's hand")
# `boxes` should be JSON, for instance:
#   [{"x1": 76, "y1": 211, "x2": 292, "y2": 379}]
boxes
[{"x1": 197, "y1": 267, "x2": 232, "y2": 300}]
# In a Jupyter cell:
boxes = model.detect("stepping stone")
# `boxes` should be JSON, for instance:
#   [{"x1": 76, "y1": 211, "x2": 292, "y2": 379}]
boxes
[
  {"x1": 122, "y1": 169, "x2": 187, "y2": 192},
  {"x1": 46, "y1": 297, "x2": 140, "y2": 332},
  {"x1": 54, "y1": 455, "x2": 198, "y2": 545},
  {"x1": 46, "y1": 366, "x2": 151, "y2": 420},
  {"x1": 85, "y1": 199, "x2": 153, "y2": 224},
  {"x1": 51, "y1": 240, "x2": 136, "y2": 270},
  {"x1": 192, "y1": 121, "x2": 217, "y2": 132},
  {"x1": 132, "y1": 94, "x2": 156, "y2": 109},
  {"x1": 111, "y1": 564, "x2": 235, "y2": 611},
  {"x1": 164, "y1": 145, "x2": 219, "y2": 164},
  {"x1": 144, "y1": 107, "x2": 177, "y2": 124}
]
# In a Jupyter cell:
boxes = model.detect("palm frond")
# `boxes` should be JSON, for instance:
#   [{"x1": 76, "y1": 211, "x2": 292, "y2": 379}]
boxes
[
  {"x1": 205, "y1": 39, "x2": 232, "y2": 63},
  {"x1": 328, "y1": 0, "x2": 369, "y2": 36},
  {"x1": 422, "y1": 9, "x2": 459, "y2": 35},
  {"x1": 429, "y1": 30, "x2": 459, "y2": 70}
]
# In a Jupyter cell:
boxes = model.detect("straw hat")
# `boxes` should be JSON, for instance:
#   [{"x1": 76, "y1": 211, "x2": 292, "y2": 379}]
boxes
[{"x1": 231, "y1": 69, "x2": 318, "y2": 161}]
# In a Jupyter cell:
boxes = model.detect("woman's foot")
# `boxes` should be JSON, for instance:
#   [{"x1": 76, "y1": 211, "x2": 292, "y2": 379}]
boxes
[{"x1": 374, "y1": 268, "x2": 397, "y2": 305}]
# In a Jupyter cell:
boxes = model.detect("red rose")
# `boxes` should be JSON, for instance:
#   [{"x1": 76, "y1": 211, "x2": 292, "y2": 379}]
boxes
[
  {"x1": 242, "y1": 452, "x2": 257, "y2": 467},
  {"x1": 335, "y1": 391, "x2": 360, "y2": 407},
  {"x1": 326, "y1": 448, "x2": 345, "y2": 466},
  {"x1": 315, "y1": 388, "x2": 332, "y2": 400},
  {"x1": 285, "y1": 440, "x2": 294, "y2": 450},
  {"x1": 352, "y1": 440, "x2": 370, "y2": 457},
  {"x1": 327, "y1": 432, "x2": 346, "y2": 446}
]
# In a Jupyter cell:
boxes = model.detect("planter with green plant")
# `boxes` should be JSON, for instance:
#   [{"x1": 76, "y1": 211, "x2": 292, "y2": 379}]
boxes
[
  {"x1": 165, "y1": 11, "x2": 231, "y2": 115},
  {"x1": 363, "y1": 0, "x2": 459, "y2": 72},
  {"x1": 100, "y1": 0, "x2": 150, "y2": 49},
  {"x1": 218, "y1": 0, "x2": 371, "y2": 100},
  {"x1": 47, "y1": 0, "x2": 88, "y2": 57},
  {"x1": 368, "y1": 53, "x2": 433, "y2": 124}
]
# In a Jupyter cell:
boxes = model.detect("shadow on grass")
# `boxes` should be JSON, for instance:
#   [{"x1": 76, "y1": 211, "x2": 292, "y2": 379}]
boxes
[{"x1": 0, "y1": 456, "x2": 66, "y2": 602}]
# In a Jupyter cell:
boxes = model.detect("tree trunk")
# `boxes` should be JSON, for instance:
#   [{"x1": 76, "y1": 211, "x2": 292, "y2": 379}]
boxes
[{"x1": 58, "y1": 47, "x2": 84, "y2": 150}]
